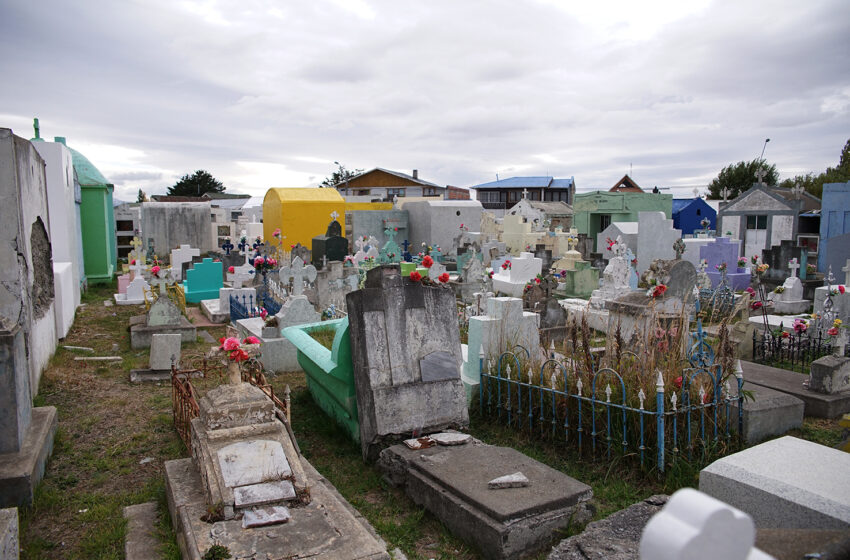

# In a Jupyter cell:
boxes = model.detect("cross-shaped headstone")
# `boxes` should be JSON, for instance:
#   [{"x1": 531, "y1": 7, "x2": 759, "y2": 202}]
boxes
[
  {"x1": 221, "y1": 238, "x2": 234, "y2": 255},
  {"x1": 791, "y1": 182, "x2": 805, "y2": 200},
  {"x1": 330, "y1": 210, "x2": 339, "y2": 221},
  {"x1": 150, "y1": 274, "x2": 170, "y2": 296},
  {"x1": 842, "y1": 259, "x2": 850, "y2": 286},
  {"x1": 170, "y1": 244, "x2": 200, "y2": 276},
  {"x1": 721, "y1": 187, "x2": 730, "y2": 202},
  {"x1": 322, "y1": 255, "x2": 328, "y2": 268},
  {"x1": 522, "y1": 188, "x2": 529, "y2": 199},
  {"x1": 755, "y1": 168, "x2": 767, "y2": 186},
  {"x1": 384, "y1": 227, "x2": 397, "y2": 244},
  {"x1": 673, "y1": 238, "x2": 686, "y2": 260},
  {"x1": 788, "y1": 258, "x2": 800, "y2": 278},
  {"x1": 130, "y1": 236, "x2": 143, "y2": 255},
  {"x1": 227, "y1": 263, "x2": 254, "y2": 289},
  {"x1": 252, "y1": 238, "x2": 264, "y2": 252},
  {"x1": 280, "y1": 256, "x2": 317, "y2": 297}
]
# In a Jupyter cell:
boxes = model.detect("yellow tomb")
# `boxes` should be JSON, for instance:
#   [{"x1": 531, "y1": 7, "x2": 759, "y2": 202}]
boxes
[{"x1": 263, "y1": 188, "x2": 347, "y2": 250}]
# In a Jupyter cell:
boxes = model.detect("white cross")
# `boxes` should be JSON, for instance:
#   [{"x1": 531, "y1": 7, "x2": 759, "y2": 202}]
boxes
[
  {"x1": 755, "y1": 168, "x2": 767, "y2": 185},
  {"x1": 330, "y1": 210, "x2": 339, "y2": 221},
  {"x1": 522, "y1": 188, "x2": 528, "y2": 199},
  {"x1": 150, "y1": 275, "x2": 170, "y2": 296},
  {"x1": 227, "y1": 264, "x2": 254, "y2": 289},
  {"x1": 322, "y1": 255, "x2": 328, "y2": 268},
  {"x1": 788, "y1": 258, "x2": 800, "y2": 278},
  {"x1": 280, "y1": 256, "x2": 317, "y2": 297},
  {"x1": 842, "y1": 259, "x2": 850, "y2": 286},
  {"x1": 170, "y1": 244, "x2": 200, "y2": 275},
  {"x1": 721, "y1": 187, "x2": 730, "y2": 202},
  {"x1": 698, "y1": 259, "x2": 708, "y2": 273}
]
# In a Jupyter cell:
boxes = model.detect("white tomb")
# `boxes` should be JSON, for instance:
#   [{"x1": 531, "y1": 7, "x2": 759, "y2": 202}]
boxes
[{"x1": 491, "y1": 252, "x2": 542, "y2": 297}]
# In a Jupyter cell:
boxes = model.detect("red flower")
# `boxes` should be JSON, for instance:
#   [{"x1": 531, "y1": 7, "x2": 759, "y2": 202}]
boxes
[
  {"x1": 751, "y1": 301, "x2": 763, "y2": 310},
  {"x1": 254, "y1": 256, "x2": 265, "y2": 267},
  {"x1": 535, "y1": 277, "x2": 541, "y2": 284},
  {"x1": 674, "y1": 376, "x2": 683, "y2": 389},
  {"x1": 438, "y1": 272, "x2": 450, "y2": 283},
  {"x1": 151, "y1": 265, "x2": 161, "y2": 276},
  {"x1": 410, "y1": 271, "x2": 422, "y2": 282},
  {"x1": 828, "y1": 327, "x2": 839, "y2": 336},
  {"x1": 130, "y1": 259, "x2": 136, "y2": 265},
  {"x1": 781, "y1": 331, "x2": 790, "y2": 338},
  {"x1": 422, "y1": 255, "x2": 434, "y2": 268},
  {"x1": 230, "y1": 348, "x2": 250, "y2": 362},
  {"x1": 228, "y1": 266, "x2": 235, "y2": 274},
  {"x1": 840, "y1": 285, "x2": 846, "y2": 294},
  {"x1": 243, "y1": 336, "x2": 261, "y2": 345}
]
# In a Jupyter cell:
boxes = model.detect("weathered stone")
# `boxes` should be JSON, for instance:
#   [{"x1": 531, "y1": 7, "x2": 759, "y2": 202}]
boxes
[
  {"x1": 430, "y1": 432, "x2": 471, "y2": 446},
  {"x1": 742, "y1": 360, "x2": 850, "y2": 418},
  {"x1": 198, "y1": 383, "x2": 276, "y2": 431},
  {"x1": 547, "y1": 495, "x2": 667, "y2": 560},
  {"x1": 727, "y1": 383, "x2": 804, "y2": 444},
  {"x1": 488, "y1": 472, "x2": 529, "y2": 489},
  {"x1": 420, "y1": 351, "x2": 460, "y2": 383},
  {"x1": 810, "y1": 355, "x2": 850, "y2": 395},
  {"x1": 241, "y1": 505, "x2": 291, "y2": 528},
  {"x1": 233, "y1": 480, "x2": 296, "y2": 508},
  {"x1": 149, "y1": 333, "x2": 181, "y2": 371},
  {"x1": 0, "y1": 508, "x2": 18, "y2": 560},
  {"x1": 123, "y1": 502, "x2": 158, "y2": 560},
  {"x1": 217, "y1": 440, "x2": 291, "y2": 487}
]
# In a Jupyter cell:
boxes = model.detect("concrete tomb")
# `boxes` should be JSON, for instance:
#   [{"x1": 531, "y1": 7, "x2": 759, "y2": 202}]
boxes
[
  {"x1": 129, "y1": 333, "x2": 182, "y2": 383},
  {"x1": 280, "y1": 256, "x2": 317, "y2": 298},
  {"x1": 129, "y1": 296, "x2": 196, "y2": 350},
  {"x1": 769, "y1": 258, "x2": 811, "y2": 314},
  {"x1": 169, "y1": 244, "x2": 200, "y2": 282},
  {"x1": 311, "y1": 214, "x2": 348, "y2": 270},
  {"x1": 0, "y1": 508, "x2": 18, "y2": 560},
  {"x1": 114, "y1": 276, "x2": 150, "y2": 306},
  {"x1": 635, "y1": 211, "x2": 681, "y2": 275},
  {"x1": 492, "y1": 252, "x2": 543, "y2": 298},
  {"x1": 346, "y1": 265, "x2": 468, "y2": 461},
  {"x1": 741, "y1": 360, "x2": 850, "y2": 419},
  {"x1": 183, "y1": 258, "x2": 223, "y2": 304},
  {"x1": 700, "y1": 237, "x2": 750, "y2": 290},
  {"x1": 236, "y1": 295, "x2": 319, "y2": 374}
]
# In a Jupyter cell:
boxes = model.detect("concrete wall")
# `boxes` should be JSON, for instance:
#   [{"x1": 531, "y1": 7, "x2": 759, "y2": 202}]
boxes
[
  {"x1": 771, "y1": 214, "x2": 794, "y2": 247},
  {"x1": 819, "y1": 181, "x2": 850, "y2": 274},
  {"x1": 597, "y1": 222, "x2": 638, "y2": 260},
  {"x1": 405, "y1": 200, "x2": 483, "y2": 256},
  {"x1": 350, "y1": 209, "x2": 409, "y2": 250},
  {"x1": 0, "y1": 129, "x2": 57, "y2": 393},
  {"x1": 141, "y1": 202, "x2": 214, "y2": 257}
]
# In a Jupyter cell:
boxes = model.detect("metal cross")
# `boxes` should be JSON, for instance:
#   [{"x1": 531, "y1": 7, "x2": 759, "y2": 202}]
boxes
[{"x1": 221, "y1": 238, "x2": 234, "y2": 256}]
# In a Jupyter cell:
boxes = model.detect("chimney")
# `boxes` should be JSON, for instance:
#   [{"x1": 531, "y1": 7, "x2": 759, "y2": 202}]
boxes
[{"x1": 412, "y1": 169, "x2": 418, "y2": 179}]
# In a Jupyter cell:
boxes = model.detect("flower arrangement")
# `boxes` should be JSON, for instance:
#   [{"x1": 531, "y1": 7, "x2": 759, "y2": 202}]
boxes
[
  {"x1": 755, "y1": 263, "x2": 769, "y2": 275},
  {"x1": 745, "y1": 286, "x2": 756, "y2": 297},
  {"x1": 737, "y1": 258, "x2": 747, "y2": 268},
  {"x1": 806, "y1": 263, "x2": 816, "y2": 274},
  {"x1": 647, "y1": 284, "x2": 667, "y2": 298},
  {"x1": 830, "y1": 285, "x2": 846, "y2": 296},
  {"x1": 273, "y1": 228, "x2": 281, "y2": 239},
  {"x1": 151, "y1": 265, "x2": 161, "y2": 278},
  {"x1": 773, "y1": 286, "x2": 785, "y2": 294},
  {"x1": 438, "y1": 272, "x2": 450, "y2": 283},
  {"x1": 751, "y1": 301, "x2": 763, "y2": 310},
  {"x1": 253, "y1": 255, "x2": 278, "y2": 272},
  {"x1": 828, "y1": 319, "x2": 844, "y2": 337},
  {"x1": 409, "y1": 271, "x2": 422, "y2": 282},
  {"x1": 606, "y1": 237, "x2": 616, "y2": 252},
  {"x1": 501, "y1": 260, "x2": 512, "y2": 270},
  {"x1": 422, "y1": 255, "x2": 434, "y2": 268},
  {"x1": 487, "y1": 270, "x2": 494, "y2": 279},
  {"x1": 750, "y1": 254, "x2": 760, "y2": 265},
  {"x1": 217, "y1": 336, "x2": 261, "y2": 363},
  {"x1": 715, "y1": 262, "x2": 727, "y2": 272},
  {"x1": 792, "y1": 318, "x2": 808, "y2": 334}
]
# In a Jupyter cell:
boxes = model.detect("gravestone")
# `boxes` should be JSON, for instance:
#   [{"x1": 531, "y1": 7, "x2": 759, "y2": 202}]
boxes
[
  {"x1": 492, "y1": 252, "x2": 543, "y2": 298},
  {"x1": 129, "y1": 333, "x2": 182, "y2": 383},
  {"x1": 640, "y1": 259, "x2": 697, "y2": 314},
  {"x1": 130, "y1": 297, "x2": 196, "y2": 349},
  {"x1": 809, "y1": 355, "x2": 850, "y2": 395},
  {"x1": 307, "y1": 260, "x2": 359, "y2": 312},
  {"x1": 427, "y1": 260, "x2": 447, "y2": 280},
  {"x1": 183, "y1": 258, "x2": 223, "y2": 303},
  {"x1": 379, "y1": 227, "x2": 402, "y2": 264},
  {"x1": 0, "y1": 508, "x2": 18, "y2": 560},
  {"x1": 114, "y1": 276, "x2": 150, "y2": 306},
  {"x1": 761, "y1": 240, "x2": 821, "y2": 300},
  {"x1": 635, "y1": 212, "x2": 681, "y2": 275},
  {"x1": 770, "y1": 259, "x2": 810, "y2": 314},
  {"x1": 700, "y1": 237, "x2": 750, "y2": 290},
  {"x1": 346, "y1": 265, "x2": 468, "y2": 460},
  {"x1": 700, "y1": 436, "x2": 850, "y2": 529},
  {"x1": 236, "y1": 295, "x2": 320, "y2": 373},
  {"x1": 533, "y1": 244, "x2": 553, "y2": 272},
  {"x1": 170, "y1": 244, "x2": 200, "y2": 282},
  {"x1": 454, "y1": 252, "x2": 487, "y2": 303},
  {"x1": 589, "y1": 236, "x2": 632, "y2": 309},
  {"x1": 280, "y1": 256, "x2": 317, "y2": 297},
  {"x1": 312, "y1": 214, "x2": 348, "y2": 271}
]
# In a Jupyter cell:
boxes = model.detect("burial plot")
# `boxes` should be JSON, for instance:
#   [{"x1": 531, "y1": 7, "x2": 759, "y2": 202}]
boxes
[
  {"x1": 170, "y1": 244, "x2": 200, "y2": 282},
  {"x1": 235, "y1": 296, "x2": 319, "y2": 373},
  {"x1": 453, "y1": 250, "x2": 487, "y2": 303},
  {"x1": 280, "y1": 256, "x2": 317, "y2": 297},
  {"x1": 113, "y1": 276, "x2": 150, "y2": 306},
  {"x1": 492, "y1": 252, "x2": 543, "y2": 297},
  {"x1": 769, "y1": 258, "x2": 811, "y2": 314},
  {"x1": 700, "y1": 237, "x2": 750, "y2": 290},
  {"x1": 741, "y1": 361, "x2": 850, "y2": 419},
  {"x1": 306, "y1": 260, "x2": 359, "y2": 312},
  {"x1": 183, "y1": 258, "x2": 223, "y2": 303},
  {"x1": 129, "y1": 295, "x2": 196, "y2": 349},
  {"x1": 346, "y1": 265, "x2": 468, "y2": 461},
  {"x1": 129, "y1": 333, "x2": 181, "y2": 383},
  {"x1": 165, "y1": 375, "x2": 389, "y2": 559},
  {"x1": 635, "y1": 211, "x2": 681, "y2": 275}
]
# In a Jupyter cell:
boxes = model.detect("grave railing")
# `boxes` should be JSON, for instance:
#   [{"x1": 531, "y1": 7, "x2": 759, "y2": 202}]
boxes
[
  {"x1": 480, "y1": 351, "x2": 743, "y2": 473},
  {"x1": 170, "y1": 355, "x2": 291, "y2": 449},
  {"x1": 167, "y1": 282, "x2": 187, "y2": 314},
  {"x1": 752, "y1": 326, "x2": 836, "y2": 372}
]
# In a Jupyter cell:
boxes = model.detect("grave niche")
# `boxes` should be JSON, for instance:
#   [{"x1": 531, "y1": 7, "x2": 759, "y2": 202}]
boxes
[
  {"x1": 312, "y1": 217, "x2": 348, "y2": 270},
  {"x1": 346, "y1": 265, "x2": 468, "y2": 461}
]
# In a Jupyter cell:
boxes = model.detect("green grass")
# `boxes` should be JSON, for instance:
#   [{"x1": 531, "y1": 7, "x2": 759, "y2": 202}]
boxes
[{"x1": 308, "y1": 326, "x2": 337, "y2": 350}]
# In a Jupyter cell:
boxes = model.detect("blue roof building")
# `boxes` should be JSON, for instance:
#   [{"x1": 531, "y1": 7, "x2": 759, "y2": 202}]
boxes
[
  {"x1": 469, "y1": 176, "x2": 575, "y2": 212},
  {"x1": 672, "y1": 197, "x2": 716, "y2": 236}
]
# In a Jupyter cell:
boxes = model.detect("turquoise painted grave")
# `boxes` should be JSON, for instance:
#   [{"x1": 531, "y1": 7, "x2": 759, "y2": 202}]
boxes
[{"x1": 183, "y1": 258, "x2": 223, "y2": 303}]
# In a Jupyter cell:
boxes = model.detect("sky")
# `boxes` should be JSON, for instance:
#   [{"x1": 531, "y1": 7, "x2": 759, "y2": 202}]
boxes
[{"x1": 1, "y1": 0, "x2": 848, "y2": 202}]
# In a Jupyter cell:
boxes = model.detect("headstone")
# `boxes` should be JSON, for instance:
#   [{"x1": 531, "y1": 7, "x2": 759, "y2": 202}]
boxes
[
  {"x1": 183, "y1": 258, "x2": 223, "y2": 303},
  {"x1": 149, "y1": 333, "x2": 182, "y2": 371},
  {"x1": 280, "y1": 256, "x2": 317, "y2": 297},
  {"x1": 640, "y1": 488, "x2": 773, "y2": 560},
  {"x1": 700, "y1": 237, "x2": 750, "y2": 290},
  {"x1": 147, "y1": 297, "x2": 182, "y2": 327},
  {"x1": 114, "y1": 276, "x2": 150, "y2": 306},
  {"x1": 771, "y1": 273, "x2": 810, "y2": 314},
  {"x1": 290, "y1": 242, "x2": 311, "y2": 264},
  {"x1": 170, "y1": 244, "x2": 200, "y2": 281},
  {"x1": 533, "y1": 244, "x2": 553, "y2": 272},
  {"x1": 636, "y1": 211, "x2": 681, "y2": 275},
  {"x1": 346, "y1": 265, "x2": 468, "y2": 460},
  {"x1": 809, "y1": 355, "x2": 850, "y2": 395},
  {"x1": 379, "y1": 227, "x2": 402, "y2": 264},
  {"x1": 235, "y1": 295, "x2": 320, "y2": 373},
  {"x1": 312, "y1": 215, "x2": 348, "y2": 270},
  {"x1": 455, "y1": 253, "x2": 487, "y2": 303},
  {"x1": 427, "y1": 260, "x2": 447, "y2": 280},
  {"x1": 492, "y1": 252, "x2": 543, "y2": 298},
  {"x1": 589, "y1": 237, "x2": 632, "y2": 309},
  {"x1": 699, "y1": 436, "x2": 850, "y2": 529}
]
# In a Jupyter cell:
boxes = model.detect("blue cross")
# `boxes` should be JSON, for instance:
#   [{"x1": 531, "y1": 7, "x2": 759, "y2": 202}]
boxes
[{"x1": 221, "y1": 238, "x2": 234, "y2": 256}]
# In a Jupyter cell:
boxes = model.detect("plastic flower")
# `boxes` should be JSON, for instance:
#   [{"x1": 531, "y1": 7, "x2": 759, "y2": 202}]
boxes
[
  {"x1": 230, "y1": 348, "x2": 250, "y2": 362},
  {"x1": 535, "y1": 277, "x2": 541, "y2": 284},
  {"x1": 273, "y1": 228, "x2": 281, "y2": 238},
  {"x1": 674, "y1": 376, "x2": 683, "y2": 389},
  {"x1": 422, "y1": 255, "x2": 434, "y2": 268},
  {"x1": 793, "y1": 319, "x2": 808, "y2": 334},
  {"x1": 828, "y1": 327, "x2": 839, "y2": 336},
  {"x1": 649, "y1": 284, "x2": 667, "y2": 298},
  {"x1": 259, "y1": 308, "x2": 268, "y2": 319},
  {"x1": 130, "y1": 259, "x2": 136, "y2": 265},
  {"x1": 835, "y1": 319, "x2": 844, "y2": 328},
  {"x1": 409, "y1": 271, "x2": 422, "y2": 282},
  {"x1": 254, "y1": 256, "x2": 265, "y2": 267},
  {"x1": 151, "y1": 265, "x2": 161, "y2": 276},
  {"x1": 781, "y1": 331, "x2": 790, "y2": 339},
  {"x1": 243, "y1": 336, "x2": 261, "y2": 345},
  {"x1": 221, "y1": 337, "x2": 240, "y2": 351},
  {"x1": 228, "y1": 266, "x2": 235, "y2": 274},
  {"x1": 751, "y1": 301, "x2": 763, "y2": 310},
  {"x1": 745, "y1": 287, "x2": 756, "y2": 297},
  {"x1": 267, "y1": 258, "x2": 277, "y2": 268},
  {"x1": 438, "y1": 272, "x2": 450, "y2": 283}
]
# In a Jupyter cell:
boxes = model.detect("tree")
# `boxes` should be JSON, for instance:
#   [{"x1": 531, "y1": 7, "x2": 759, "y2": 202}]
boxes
[
  {"x1": 706, "y1": 159, "x2": 778, "y2": 200},
  {"x1": 320, "y1": 163, "x2": 363, "y2": 188},
  {"x1": 778, "y1": 138, "x2": 850, "y2": 198},
  {"x1": 136, "y1": 189, "x2": 148, "y2": 203},
  {"x1": 167, "y1": 170, "x2": 225, "y2": 196}
]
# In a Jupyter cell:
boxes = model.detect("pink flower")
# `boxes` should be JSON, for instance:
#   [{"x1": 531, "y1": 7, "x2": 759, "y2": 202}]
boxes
[
  {"x1": 751, "y1": 301, "x2": 763, "y2": 310},
  {"x1": 745, "y1": 287, "x2": 756, "y2": 296},
  {"x1": 228, "y1": 266, "x2": 235, "y2": 274},
  {"x1": 268, "y1": 258, "x2": 277, "y2": 267},
  {"x1": 674, "y1": 376, "x2": 683, "y2": 389},
  {"x1": 254, "y1": 256, "x2": 265, "y2": 267},
  {"x1": 130, "y1": 259, "x2": 136, "y2": 265},
  {"x1": 221, "y1": 337, "x2": 240, "y2": 351},
  {"x1": 259, "y1": 308, "x2": 268, "y2": 319},
  {"x1": 243, "y1": 336, "x2": 261, "y2": 345},
  {"x1": 273, "y1": 228, "x2": 281, "y2": 238},
  {"x1": 438, "y1": 272, "x2": 450, "y2": 283},
  {"x1": 151, "y1": 265, "x2": 161, "y2": 276},
  {"x1": 410, "y1": 271, "x2": 422, "y2": 282}
]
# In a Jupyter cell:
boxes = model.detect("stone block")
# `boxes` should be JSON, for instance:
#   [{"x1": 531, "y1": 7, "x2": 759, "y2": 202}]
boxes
[
  {"x1": 810, "y1": 355, "x2": 850, "y2": 395},
  {"x1": 149, "y1": 334, "x2": 181, "y2": 371},
  {"x1": 0, "y1": 508, "x2": 18, "y2": 560},
  {"x1": 699, "y1": 436, "x2": 850, "y2": 529},
  {"x1": 52, "y1": 262, "x2": 76, "y2": 339},
  {"x1": 728, "y1": 383, "x2": 804, "y2": 444},
  {"x1": 0, "y1": 407, "x2": 58, "y2": 508},
  {"x1": 123, "y1": 502, "x2": 158, "y2": 560},
  {"x1": 741, "y1": 360, "x2": 850, "y2": 418}
]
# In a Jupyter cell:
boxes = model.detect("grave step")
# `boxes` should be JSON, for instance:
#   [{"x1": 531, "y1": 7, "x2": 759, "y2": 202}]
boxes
[{"x1": 234, "y1": 480, "x2": 296, "y2": 508}]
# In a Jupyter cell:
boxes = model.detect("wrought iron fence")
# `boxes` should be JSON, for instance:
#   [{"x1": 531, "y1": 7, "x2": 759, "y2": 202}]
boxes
[
  {"x1": 479, "y1": 347, "x2": 743, "y2": 473},
  {"x1": 167, "y1": 282, "x2": 187, "y2": 314},
  {"x1": 230, "y1": 290, "x2": 283, "y2": 321},
  {"x1": 752, "y1": 326, "x2": 835, "y2": 372}
]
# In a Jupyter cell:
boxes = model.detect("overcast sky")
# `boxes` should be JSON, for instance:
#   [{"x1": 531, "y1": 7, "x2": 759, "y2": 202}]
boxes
[{"x1": 2, "y1": 0, "x2": 848, "y2": 202}]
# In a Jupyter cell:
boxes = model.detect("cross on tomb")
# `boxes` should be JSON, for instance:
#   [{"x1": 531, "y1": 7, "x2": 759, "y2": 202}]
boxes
[
  {"x1": 698, "y1": 260, "x2": 708, "y2": 273},
  {"x1": 788, "y1": 258, "x2": 800, "y2": 278},
  {"x1": 280, "y1": 256, "x2": 317, "y2": 297},
  {"x1": 755, "y1": 168, "x2": 767, "y2": 186},
  {"x1": 227, "y1": 264, "x2": 254, "y2": 289},
  {"x1": 384, "y1": 227, "x2": 398, "y2": 244},
  {"x1": 221, "y1": 238, "x2": 234, "y2": 255},
  {"x1": 792, "y1": 182, "x2": 804, "y2": 200},
  {"x1": 130, "y1": 236, "x2": 143, "y2": 255},
  {"x1": 721, "y1": 187, "x2": 730, "y2": 202},
  {"x1": 330, "y1": 210, "x2": 339, "y2": 221},
  {"x1": 522, "y1": 188, "x2": 529, "y2": 199},
  {"x1": 238, "y1": 237, "x2": 248, "y2": 255},
  {"x1": 150, "y1": 274, "x2": 170, "y2": 296},
  {"x1": 843, "y1": 259, "x2": 850, "y2": 286},
  {"x1": 322, "y1": 255, "x2": 328, "y2": 268}
]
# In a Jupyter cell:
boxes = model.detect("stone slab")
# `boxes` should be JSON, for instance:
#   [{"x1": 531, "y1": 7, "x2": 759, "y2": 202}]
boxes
[
  {"x1": 0, "y1": 507, "x2": 18, "y2": 560},
  {"x1": 755, "y1": 528, "x2": 850, "y2": 560},
  {"x1": 699, "y1": 436, "x2": 850, "y2": 530},
  {"x1": 129, "y1": 369, "x2": 173, "y2": 384},
  {"x1": 741, "y1": 360, "x2": 850, "y2": 418},
  {"x1": 548, "y1": 495, "x2": 667, "y2": 560},
  {"x1": 378, "y1": 443, "x2": 592, "y2": 560},
  {"x1": 728, "y1": 383, "x2": 804, "y2": 444},
  {"x1": 233, "y1": 480, "x2": 296, "y2": 508},
  {"x1": 430, "y1": 432, "x2": 472, "y2": 446},
  {"x1": 217, "y1": 440, "x2": 291, "y2": 488},
  {"x1": 488, "y1": 472, "x2": 529, "y2": 489},
  {"x1": 124, "y1": 502, "x2": 159, "y2": 560},
  {"x1": 198, "y1": 298, "x2": 229, "y2": 324},
  {"x1": 130, "y1": 316, "x2": 197, "y2": 350},
  {"x1": 419, "y1": 351, "x2": 460, "y2": 383},
  {"x1": 164, "y1": 458, "x2": 390, "y2": 560},
  {"x1": 149, "y1": 333, "x2": 181, "y2": 371},
  {"x1": 0, "y1": 407, "x2": 57, "y2": 507},
  {"x1": 242, "y1": 506, "x2": 291, "y2": 528}
]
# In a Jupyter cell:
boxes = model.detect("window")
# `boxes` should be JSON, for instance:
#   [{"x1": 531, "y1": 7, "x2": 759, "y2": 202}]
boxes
[
  {"x1": 354, "y1": 189, "x2": 371, "y2": 196},
  {"x1": 696, "y1": 209, "x2": 701, "y2": 216},
  {"x1": 423, "y1": 187, "x2": 439, "y2": 196},
  {"x1": 116, "y1": 220, "x2": 134, "y2": 232},
  {"x1": 746, "y1": 215, "x2": 767, "y2": 229},
  {"x1": 387, "y1": 188, "x2": 405, "y2": 198},
  {"x1": 599, "y1": 214, "x2": 611, "y2": 231},
  {"x1": 211, "y1": 213, "x2": 217, "y2": 222}
]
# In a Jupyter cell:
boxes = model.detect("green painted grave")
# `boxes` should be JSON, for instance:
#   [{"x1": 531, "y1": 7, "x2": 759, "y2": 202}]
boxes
[{"x1": 183, "y1": 258, "x2": 223, "y2": 303}]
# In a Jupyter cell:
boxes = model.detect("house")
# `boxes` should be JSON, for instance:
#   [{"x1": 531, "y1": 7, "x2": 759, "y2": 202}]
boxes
[
  {"x1": 468, "y1": 176, "x2": 575, "y2": 215},
  {"x1": 572, "y1": 191, "x2": 672, "y2": 251},
  {"x1": 609, "y1": 174, "x2": 644, "y2": 193},
  {"x1": 333, "y1": 168, "x2": 466, "y2": 202},
  {"x1": 716, "y1": 182, "x2": 821, "y2": 258},
  {"x1": 504, "y1": 197, "x2": 574, "y2": 230},
  {"x1": 672, "y1": 197, "x2": 717, "y2": 236}
]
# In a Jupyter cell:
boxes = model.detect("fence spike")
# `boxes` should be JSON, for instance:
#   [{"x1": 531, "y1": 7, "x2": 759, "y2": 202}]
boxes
[
  {"x1": 528, "y1": 367, "x2": 534, "y2": 384},
  {"x1": 656, "y1": 369, "x2": 665, "y2": 391}
]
